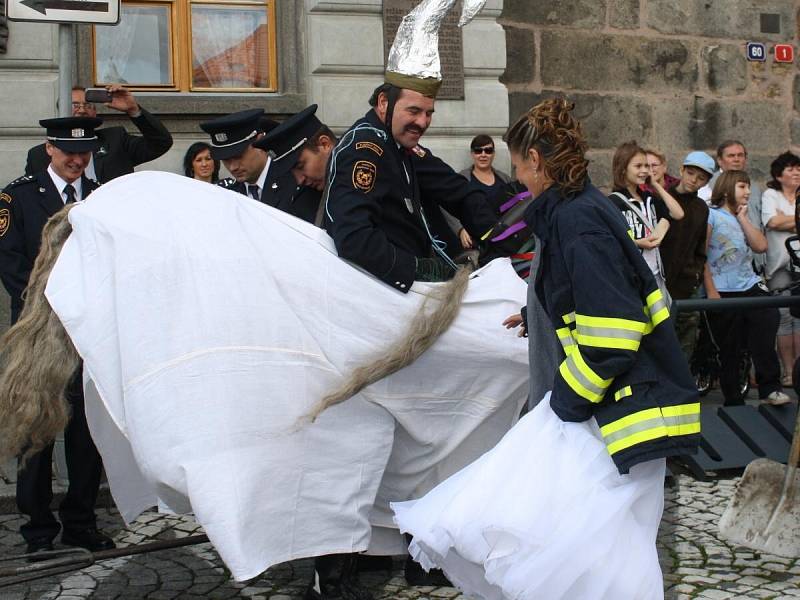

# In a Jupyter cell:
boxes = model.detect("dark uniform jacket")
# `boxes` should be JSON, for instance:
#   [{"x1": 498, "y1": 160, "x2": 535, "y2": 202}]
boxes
[
  {"x1": 324, "y1": 109, "x2": 497, "y2": 292},
  {"x1": 218, "y1": 167, "x2": 321, "y2": 224},
  {"x1": 0, "y1": 171, "x2": 99, "y2": 323},
  {"x1": 525, "y1": 180, "x2": 700, "y2": 474},
  {"x1": 25, "y1": 108, "x2": 173, "y2": 183}
]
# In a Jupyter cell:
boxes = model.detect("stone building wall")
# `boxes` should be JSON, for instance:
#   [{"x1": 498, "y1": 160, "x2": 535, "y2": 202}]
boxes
[{"x1": 500, "y1": 0, "x2": 800, "y2": 188}]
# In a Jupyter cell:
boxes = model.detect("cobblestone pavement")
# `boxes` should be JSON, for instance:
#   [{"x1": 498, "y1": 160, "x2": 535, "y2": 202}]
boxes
[{"x1": 0, "y1": 474, "x2": 799, "y2": 599}]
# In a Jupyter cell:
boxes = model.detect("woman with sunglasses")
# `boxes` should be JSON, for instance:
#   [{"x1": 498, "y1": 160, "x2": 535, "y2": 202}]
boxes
[
  {"x1": 460, "y1": 135, "x2": 511, "y2": 196},
  {"x1": 450, "y1": 135, "x2": 511, "y2": 249}
]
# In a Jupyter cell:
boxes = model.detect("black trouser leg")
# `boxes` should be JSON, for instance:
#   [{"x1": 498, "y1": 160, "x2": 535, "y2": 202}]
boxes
[
  {"x1": 743, "y1": 303, "x2": 781, "y2": 398},
  {"x1": 16, "y1": 442, "x2": 59, "y2": 544},
  {"x1": 16, "y1": 373, "x2": 102, "y2": 543},
  {"x1": 58, "y1": 377, "x2": 103, "y2": 532},
  {"x1": 708, "y1": 305, "x2": 745, "y2": 406}
]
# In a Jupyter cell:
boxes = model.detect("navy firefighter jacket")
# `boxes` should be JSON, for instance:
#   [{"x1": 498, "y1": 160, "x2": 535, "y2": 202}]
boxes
[{"x1": 525, "y1": 179, "x2": 700, "y2": 474}]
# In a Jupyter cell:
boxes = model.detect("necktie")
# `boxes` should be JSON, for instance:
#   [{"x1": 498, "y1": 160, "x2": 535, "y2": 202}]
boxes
[
  {"x1": 64, "y1": 183, "x2": 77, "y2": 204},
  {"x1": 248, "y1": 184, "x2": 260, "y2": 201}
]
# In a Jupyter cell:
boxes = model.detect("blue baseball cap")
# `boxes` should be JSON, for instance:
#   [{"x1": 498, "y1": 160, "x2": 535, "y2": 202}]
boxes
[{"x1": 682, "y1": 151, "x2": 716, "y2": 177}]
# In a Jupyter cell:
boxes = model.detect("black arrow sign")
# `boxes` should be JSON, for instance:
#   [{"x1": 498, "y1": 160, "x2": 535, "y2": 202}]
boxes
[{"x1": 21, "y1": 0, "x2": 109, "y2": 14}]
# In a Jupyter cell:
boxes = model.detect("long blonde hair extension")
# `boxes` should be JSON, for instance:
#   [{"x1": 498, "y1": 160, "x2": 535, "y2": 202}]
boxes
[
  {"x1": 0, "y1": 205, "x2": 78, "y2": 463},
  {"x1": 304, "y1": 265, "x2": 473, "y2": 422}
]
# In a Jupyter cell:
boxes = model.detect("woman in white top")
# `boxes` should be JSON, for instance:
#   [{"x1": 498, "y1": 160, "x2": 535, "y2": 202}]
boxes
[{"x1": 762, "y1": 151, "x2": 800, "y2": 384}]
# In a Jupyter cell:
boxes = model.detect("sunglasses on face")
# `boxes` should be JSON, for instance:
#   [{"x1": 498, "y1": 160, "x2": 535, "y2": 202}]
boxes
[{"x1": 472, "y1": 146, "x2": 494, "y2": 155}]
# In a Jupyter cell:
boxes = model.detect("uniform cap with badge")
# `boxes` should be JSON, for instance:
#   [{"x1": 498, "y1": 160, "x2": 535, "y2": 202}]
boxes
[
  {"x1": 199, "y1": 109, "x2": 278, "y2": 161},
  {"x1": 40, "y1": 116, "x2": 103, "y2": 153},
  {"x1": 253, "y1": 104, "x2": 322, "y2": 170}
]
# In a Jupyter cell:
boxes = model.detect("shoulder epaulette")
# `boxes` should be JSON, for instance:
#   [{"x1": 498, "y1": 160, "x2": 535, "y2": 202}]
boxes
[{"x1": 5, "y1": 174, "x2": 35, "y2": 190}]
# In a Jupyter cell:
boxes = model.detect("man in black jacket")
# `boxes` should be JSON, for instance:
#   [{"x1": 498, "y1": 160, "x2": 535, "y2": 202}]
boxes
[
  {"x1": 25, "y1": 86, "x2": 173, "y2": 183},
  {"x1": 1, "y1": 117, "x2": 115, "y2": 557},
  {"x1": 323, "y1": 83, "x2": 497, "y2": 293}
]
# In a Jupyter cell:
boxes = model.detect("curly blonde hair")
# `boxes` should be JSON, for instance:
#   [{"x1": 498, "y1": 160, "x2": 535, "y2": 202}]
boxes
[{"x1": 503, "y1": 97, "x2": 589, "y2": 196}]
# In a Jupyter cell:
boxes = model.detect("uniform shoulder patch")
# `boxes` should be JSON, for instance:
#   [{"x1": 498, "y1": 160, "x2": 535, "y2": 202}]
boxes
[
  {"x1": 355, "y1": 141, "x2": 384, "y2": 157},
  {"x1": 352, "y1": 160, "x2": 377, "y2": 193},
  {"x1": 0, "y1": 208, "x2": 10, "y2": 238},
  {"x1": 411, "y1": 145, "x2": 426, "y2": 158},
  {"x1": 0, "y1": 192, "x2": 11, "y2": 204}
]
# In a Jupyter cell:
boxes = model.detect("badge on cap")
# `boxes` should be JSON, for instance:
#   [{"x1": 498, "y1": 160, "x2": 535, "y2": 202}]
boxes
[
  {"x1": 0, "y1": 208, "x2": 10, "y2": 237},
  {"x1": 215, "y1": 133, "x2": 228, "y2": 143},
  {"x1": 0, "y1": 193, "x2": 11, "y2": 204},
  {"x1": 353, "y1": 161, "x2": 376, "y2": 193},
  {"x1": 71, "y1": 128, "x2": 85, "y2": 138}
]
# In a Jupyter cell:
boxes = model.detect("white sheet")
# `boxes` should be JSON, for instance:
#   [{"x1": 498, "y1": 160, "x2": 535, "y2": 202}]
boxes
[{"x1": 45, "y1": 171, "x2": 529, "y2": 580}]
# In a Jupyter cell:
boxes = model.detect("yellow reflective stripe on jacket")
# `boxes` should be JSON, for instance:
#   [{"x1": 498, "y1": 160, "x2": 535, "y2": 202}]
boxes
[
  {"x1": 600, "y1": 404, "x2": 701, "y2": 455},
  {"x1": 559, "y1": 348, "x2": 611, "y2": 403},
  {"x1": 561, "y1": 312, "x2": 576, "y2": 325},
  {"x1": 574, "y1": 314, "x2": 645, "y2": 351},
  {"x1": 613, "y1": 386, "x2": 632, "y2": 401},
  {"x1": 662, "y1": 403, "x2": 702, "y2": 437},
  {"x1": 645, "y1": 289, "x2": 670, "y2": 326},
  {"x1": 556, "y1": 326, "x2": 577, "y2": 355}
]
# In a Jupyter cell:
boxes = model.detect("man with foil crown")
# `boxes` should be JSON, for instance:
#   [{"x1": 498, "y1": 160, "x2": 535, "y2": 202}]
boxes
[{"x1": 323, "y1": 0, "x2": 497, "y2": 293}]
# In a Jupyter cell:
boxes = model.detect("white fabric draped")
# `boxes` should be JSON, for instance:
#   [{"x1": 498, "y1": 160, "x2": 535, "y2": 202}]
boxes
[{"x1": 46, "y1": 172, "x2": 529, "y2": 580}]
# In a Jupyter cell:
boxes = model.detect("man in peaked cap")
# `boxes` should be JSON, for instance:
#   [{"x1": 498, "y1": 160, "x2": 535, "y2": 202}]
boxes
[
  {"x1": 316, "y1": 0, "x2": 498, "y2": 591},
  {"x1": 201, "y1": 109, "x2": 318, "y2": 223},
  {"x1": 0, "y1": 116, "x2": 116, "y2": 557},
  {"x1": 321, "y1": 67, "x2": 497, "y2": 295},
  {"x1": 253, "y1": 104, "x2": 331, "y2": 224}
]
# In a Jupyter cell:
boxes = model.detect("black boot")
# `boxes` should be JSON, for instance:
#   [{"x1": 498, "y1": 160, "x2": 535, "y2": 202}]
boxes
[{"x1": 305, "y1": 553, "x2": 374, "y2": 600}]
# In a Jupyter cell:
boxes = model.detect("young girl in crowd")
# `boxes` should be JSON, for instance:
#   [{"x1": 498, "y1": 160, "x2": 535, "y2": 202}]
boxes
[
  {"x1": 609, "y1": 142, "x2": 684, "y2": 301},
  {"x1": 704, "y1": 171, "x2": 789, "y2": 406},
  {"x1": 392, "y1": 99, "x2": 699, "y2": 600}
]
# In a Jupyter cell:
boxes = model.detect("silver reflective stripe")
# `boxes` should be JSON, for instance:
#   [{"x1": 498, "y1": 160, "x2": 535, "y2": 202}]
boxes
[
  {"x1": 601, "y1": 416, "x2": 666, "y2": 445},
  {"x1": 576, "y1": 324, "x2": 643, "y2": 343},
  {"x1": 563, "y1": 353, "x2": 606, "y2": 398},
  {"x1": 664, "y1": 413, "x2": 700, "y2": 429},
  {"x1": 648, "y1": 295, "x2": 668, "y2": 316},
  {"x1": 557, "y1": 329, "x2": 576, "y2": 352}
]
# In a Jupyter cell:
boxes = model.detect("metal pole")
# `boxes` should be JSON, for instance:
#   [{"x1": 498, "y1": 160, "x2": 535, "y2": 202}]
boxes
[
  {"x1": 673, "y1": 296, "x2": 800, "y2": 313},
  {"x1": 58, "y1": 23, "x2": 74, "y2": 117}
]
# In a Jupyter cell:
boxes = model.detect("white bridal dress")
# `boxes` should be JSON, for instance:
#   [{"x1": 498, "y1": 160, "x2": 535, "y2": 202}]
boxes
[{"x1": 392, "y1": 393, "x2": 666, "y2": 600}]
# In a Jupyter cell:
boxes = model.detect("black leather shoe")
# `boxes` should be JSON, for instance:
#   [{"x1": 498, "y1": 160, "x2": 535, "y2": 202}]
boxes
[
  {"x1": 61, "y1": 527, "x2": 115, "y2": 552},
  {"x1": 25, "y1": 537, "x2": 54, "y2": 561},
  {"x1": 404, "y1": 556, "x2": 452, "y2": 587}
]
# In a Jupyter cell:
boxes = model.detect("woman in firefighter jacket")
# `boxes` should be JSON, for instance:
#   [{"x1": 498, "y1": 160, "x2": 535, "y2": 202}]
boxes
[{"x1": 392, "y1": 98, "x2": 699, "y2": 600}]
